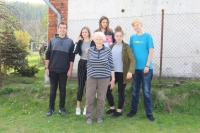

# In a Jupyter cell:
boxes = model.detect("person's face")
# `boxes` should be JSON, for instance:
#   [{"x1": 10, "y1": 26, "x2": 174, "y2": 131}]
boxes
[
  {"x1": 94, "y1": 35, "x2": 104, "y2": 47},
  {"x1": 101, "y1": 19, "x2": 108, "y2": 29},
  {"x1": 133, "y1": 22, "x2": 142, "y2": 32},
  {"x1": 58, "y1": 24, "x2": 67, "y2": 35},
  {"x1": 81, "y1": 29, "x2": 89, "y2": 39},
  {"x1": 115, "y1": 32, "x2": 123, "y2": 43}
]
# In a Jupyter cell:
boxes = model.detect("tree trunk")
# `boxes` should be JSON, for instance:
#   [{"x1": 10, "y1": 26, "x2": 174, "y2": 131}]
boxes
[
  {"x1": 3, "y1": 63, "x2": 7, "y2": 80},
  {"x1": 0, "y1": 52, "x2": 2, "y2": 87}
]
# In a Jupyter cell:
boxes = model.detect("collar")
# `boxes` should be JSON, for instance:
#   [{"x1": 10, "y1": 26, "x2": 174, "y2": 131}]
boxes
[{"x1": 94, "y1": 44, "x2": 105, "y2": 50}]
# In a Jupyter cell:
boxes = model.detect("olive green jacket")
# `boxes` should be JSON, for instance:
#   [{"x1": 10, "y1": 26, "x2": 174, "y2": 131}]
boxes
[{"x1": 110, "y1": 41, "x2": 136, "y2": 84}]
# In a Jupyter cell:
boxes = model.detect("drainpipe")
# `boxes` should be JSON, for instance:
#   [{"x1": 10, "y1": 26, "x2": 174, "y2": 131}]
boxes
[{"x1": 43, "y1": 0, "x2": 62, "y2": 26}]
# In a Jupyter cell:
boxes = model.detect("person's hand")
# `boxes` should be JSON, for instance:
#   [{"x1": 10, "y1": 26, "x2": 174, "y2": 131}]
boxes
[
  {"x1": 76, "y1": 36, "x2": 82, "y2": 43},
  {"x1": 109, "y1": 79, "x2": 115, "y2": 90},
  {"x1": 144, "y1": 66, "x2": 149, "y2": 74},
  {"x1": 45, "y1": 69, "x2": 49, "y2": 76},
  {"x1": 126, "y1": 72, "x2": 132, "y2": 79},
  {"x1": 85, "y1": 48, "x2": 89, "y2": 53},
  {"x1": 67, "y1": 70, "x2": 72, "y2": 77}
]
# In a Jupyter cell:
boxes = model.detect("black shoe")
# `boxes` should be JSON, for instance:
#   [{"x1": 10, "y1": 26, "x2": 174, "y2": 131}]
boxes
[
  {"x1": 106, "y1": 109, "x2": 116, "y2": 114},
  {"x1": 59, "y1": 108, "x2": 67, "y2": 115},
  {"x1": 146, "y1": 114, "x2": 155, "y2": 121},
  {"x1": 126, "y1": 109, "x2": 137, "y2": 117},
  {"x1": 111, "y1": 112, "x2": 122, "y2": 118},
  {"x1": 46, "y1": 109, "x2": 55, "y2": 116}
]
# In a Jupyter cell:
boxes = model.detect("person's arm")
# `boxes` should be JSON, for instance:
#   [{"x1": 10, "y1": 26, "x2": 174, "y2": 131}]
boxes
[
  {"x1": 144, "y1": 35, "x2": 154, "y2": 73},
  {"x1": 110, "y1": 71, "x2": 115, "y2": 89},
  {"x1": 108, "y1": 49, "x2": 115, "y2": 89},
  {"x1": 67, "y1": 62, "x2": 74, "y2": 77},
  {"x1": 45, "y1": 40, "x2": 52, "y2": 76},
  {"x1": 68, "y1": 42, "x2": 75, "y2": 77},
  {"x1": 73, "y1": 39, "x2": 82, "y2": 54},
  {"x1": 126, "y1": 46, "x2": 135, "y2": 79}
]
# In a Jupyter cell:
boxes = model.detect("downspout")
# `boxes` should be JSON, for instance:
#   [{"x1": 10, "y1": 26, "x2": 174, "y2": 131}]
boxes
[{"x1": 43, "y1": 0, "x2": 62, "y2": 27}]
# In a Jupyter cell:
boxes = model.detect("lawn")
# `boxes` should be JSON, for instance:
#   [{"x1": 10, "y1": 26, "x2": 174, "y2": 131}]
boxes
[{"x1": 0, "y1": 53, "x2": 200, "y2": 133}]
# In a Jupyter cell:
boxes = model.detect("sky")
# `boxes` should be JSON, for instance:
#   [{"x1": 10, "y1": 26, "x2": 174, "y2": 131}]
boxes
[{"x1": 7, "y1": 0, "x2": 45, "y2": 3}]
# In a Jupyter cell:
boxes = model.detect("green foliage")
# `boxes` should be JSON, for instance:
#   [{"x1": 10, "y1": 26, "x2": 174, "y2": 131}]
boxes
[
  {"x1": 0, "y1": 78, "x2": 200, "y2": 133},
  {"x1": 40, "y1": 10, "x2": 48, "y2": 32},
  {"x1": 0, "y1": 86, "x2": 21, "y2": 96},
  {"x1": 16, "y1": 65, "x2": 39, "y2": 77},
  {"x1": 0, "y1": 24, "x2": 29, "y2": 70},
  {"x1": 153, "y1": 98, "x2": 166, "y2": 113},
  {"x1": 0, "y1": 1, "x2": 21, "y2": 29},
  {"x1": 8, "y1": 2, "x2": 48, "y2": 21}
]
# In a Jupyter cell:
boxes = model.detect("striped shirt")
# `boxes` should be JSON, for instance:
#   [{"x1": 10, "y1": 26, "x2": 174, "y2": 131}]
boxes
[{"x1": 87, "y1": 45, "x2": 114, "y2": 78}]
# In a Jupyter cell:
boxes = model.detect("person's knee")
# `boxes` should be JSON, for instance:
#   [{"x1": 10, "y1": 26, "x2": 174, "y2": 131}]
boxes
[{"x1": 143, "y1": 89, "x2": 151, "y2": 99}]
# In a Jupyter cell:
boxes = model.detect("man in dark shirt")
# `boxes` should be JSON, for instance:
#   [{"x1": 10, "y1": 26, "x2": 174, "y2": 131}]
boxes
[{"x1": 45, "y1": 22, "x2": 75, "y2": 116}]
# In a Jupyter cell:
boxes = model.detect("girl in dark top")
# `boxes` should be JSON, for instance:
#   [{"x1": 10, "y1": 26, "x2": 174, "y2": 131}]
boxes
[
  {"x1": 73, "y1": 27, "x2": 95, "y2": 115},
  {"x1": 95, "y1": 16, "x2": 115, "y2": 47}
]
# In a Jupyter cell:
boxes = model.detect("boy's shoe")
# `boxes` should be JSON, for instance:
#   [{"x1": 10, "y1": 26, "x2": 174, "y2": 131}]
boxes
[
  {"x1": 146, "y1": 114, "x2": 155, "y2": 121},
  {"x1": 126, "y1": 109, "x2": 137, "y2": 117},
  {"x1": 46, "y1": 109, "x2": 55, "y2": 116},
  {"x1": 83, "y1": 107, "x2": 86, "y2": 115},
  {"x1": 76, "y1": 108, "x2": 81, "y2": 115},
  {"x1": 86, "y1": 118, "x2": 92, "y2": 124},
  {"x1": 110, "y1": 112, "x2": 122, "y2": 118},
  {"x1": 97, "y1": 117, "x2": 103, "y2": 123},
  {"x1": 59, "y1": 108, "x2": 67, "y2": 115},
  {"x1": 106, "y1": 109, "x2": 116, "y2": 114}
]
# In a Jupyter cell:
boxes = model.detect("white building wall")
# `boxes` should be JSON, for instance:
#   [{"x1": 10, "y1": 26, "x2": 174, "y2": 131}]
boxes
[{"x1": 67, "y1": 0, "x2": 200, "y2": 78}]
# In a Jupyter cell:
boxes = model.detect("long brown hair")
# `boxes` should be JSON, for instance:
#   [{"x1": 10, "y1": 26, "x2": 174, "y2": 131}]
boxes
[
  {"x1": 97, "y1": 16, "x2": 113, "y2": 34},
  {"x1": 79, "y1": 26, "x2": 91, "y2": 40}
]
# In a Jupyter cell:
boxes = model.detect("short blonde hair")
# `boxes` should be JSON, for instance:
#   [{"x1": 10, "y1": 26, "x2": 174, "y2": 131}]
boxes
[
  {"x1": 93, "y1": 32, "x2": 106, "y2": 41},
  {"x1": 131, "y1": 18, "x2": 142, "y2": 27}
]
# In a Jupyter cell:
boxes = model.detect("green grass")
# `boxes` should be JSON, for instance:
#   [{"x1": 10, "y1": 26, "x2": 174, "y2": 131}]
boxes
[{"x1": 0, "y1": 54, "x2": 200, "y2": 133}]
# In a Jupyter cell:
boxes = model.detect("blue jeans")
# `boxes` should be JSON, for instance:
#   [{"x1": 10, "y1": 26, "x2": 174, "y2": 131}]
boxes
[{"x1": 131, "y1": 69, "x2": 153, "y2": 115}]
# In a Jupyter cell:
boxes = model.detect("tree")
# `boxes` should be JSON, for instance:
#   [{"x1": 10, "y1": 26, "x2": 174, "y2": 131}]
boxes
[
  {"x1": 41, "y1": 10, "x2": 48, "y2": 32},
  {"x1": 0, "y1": 1, "x2": 21, "y2": 28},
  {"x1": 15, "y1": 30, "x2": 31, "y2": 50},
  {"x1": 0, "y1": 1, "x2": 22, "y2": 87},
  {"x1": 0, "y1": 24, "x2": 29, "y2": 79}
]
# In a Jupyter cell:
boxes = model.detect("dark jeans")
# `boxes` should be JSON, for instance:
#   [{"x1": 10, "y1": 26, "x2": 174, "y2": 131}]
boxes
[
  {"x1": 49, "y1": 71, "x2": 68, "y2": 110},
  {"x1": 131, "y1": 69, "x2": 153, "y2": 115},
  {"x1": 106, "y1": 72, "x2": 126, "y2": 109}
]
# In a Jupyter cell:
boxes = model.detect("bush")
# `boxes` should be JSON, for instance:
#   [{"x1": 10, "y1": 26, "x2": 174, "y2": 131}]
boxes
[{"x1": 17, "y1": 65, "x2": 39, "y2": 77}]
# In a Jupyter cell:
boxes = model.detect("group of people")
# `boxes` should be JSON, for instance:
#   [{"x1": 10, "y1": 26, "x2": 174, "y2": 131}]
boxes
[{"x1": 45, "y1": 16, "x2": 155, "y2": 124}]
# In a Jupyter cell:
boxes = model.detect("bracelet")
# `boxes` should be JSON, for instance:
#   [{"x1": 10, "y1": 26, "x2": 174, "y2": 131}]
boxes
[
  {"x1": 145, "y1": 65, "x2": 149, "y2": 68},
  {"x1": 45, "y1": 67, "x2": 48, "y2": 69}
]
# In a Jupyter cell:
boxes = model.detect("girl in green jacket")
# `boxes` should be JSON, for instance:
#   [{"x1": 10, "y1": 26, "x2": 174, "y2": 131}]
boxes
[{"x1": 106, "y1": 26, "x2": 136, "y2": 118}]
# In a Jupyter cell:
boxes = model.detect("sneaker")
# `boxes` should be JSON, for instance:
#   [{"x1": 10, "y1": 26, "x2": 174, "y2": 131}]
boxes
[
  {"x1": 146, "y1": 114, "x2": 155, "y2": 121},
  {"x1": 83, "y1": 107, "x2": 86, "y2": 115},
  {"x1": 86, "y1": 118, "x2": 92, "y2": 124},
  {"x1": 97, "y1": 117, "x2": 103, "y2": 123},
  {"x1": 46, "y1": 109, "x2": 55, "y2": 116},
  {"x1": 76, "y1": 108, "x2": 81, "y2": 115},
  {"x1": 126, "y1": 109, "x2": 137, "y2": 117},
  {"x1": 106, "y1": 109, "x2": 116, "y2": 114},
  {"x1": 59, "y1": 108, "x2": 67, "y2": 115},
  {"x1": 111, "y1": 112, "x2": 122, "y2": 118}
]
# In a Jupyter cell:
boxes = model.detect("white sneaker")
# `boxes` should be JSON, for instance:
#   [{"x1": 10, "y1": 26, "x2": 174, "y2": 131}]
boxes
[
  {"x1": 76, "y1": 108, "x2": 81, "y2": 115},
  {"x1": 83, "y1": 107, "x2": 86, "y2": 115}
]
